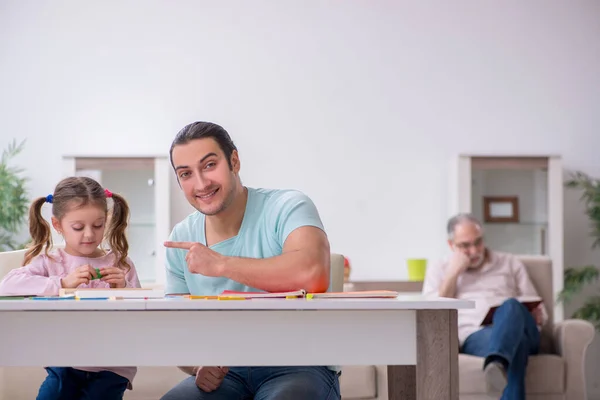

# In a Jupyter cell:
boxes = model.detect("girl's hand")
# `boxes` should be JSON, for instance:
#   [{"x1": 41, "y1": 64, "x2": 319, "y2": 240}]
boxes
[
  {"x1": 61, "y1": 265, "x2": 96, "y2": 288},
  {"x1": 99, "y1": 266, "x2": 126, "y2": 288}
]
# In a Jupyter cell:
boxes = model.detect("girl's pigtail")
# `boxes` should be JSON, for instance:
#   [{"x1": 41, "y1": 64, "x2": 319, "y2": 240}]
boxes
[
  {"x1": 23, "y1": 197, "x2": 53, "y2": 266},
  {"x1": 105, "y1": 192, "x2": 130, "y2": 270}
]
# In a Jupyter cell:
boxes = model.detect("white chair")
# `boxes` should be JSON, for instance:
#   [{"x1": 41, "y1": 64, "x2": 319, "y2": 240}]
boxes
[
  {"x1": 0, "y1": 249, "x2": 28, "y2": 280},
  {"x1": 328, "y1": 253, "x2": 345, "y2": 293},
  {"x1": 0, "y1": 244, "x2": 66, "y2": 280}
]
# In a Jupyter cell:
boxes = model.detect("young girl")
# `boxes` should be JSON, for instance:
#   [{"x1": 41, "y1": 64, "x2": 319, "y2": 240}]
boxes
[{"x1": 0, "y1": 176, "x2": 141, "y2": 400}]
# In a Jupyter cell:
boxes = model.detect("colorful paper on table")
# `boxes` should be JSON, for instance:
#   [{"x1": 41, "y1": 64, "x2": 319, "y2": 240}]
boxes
[
  {"x1": 480, "y1": 296, "x2": 542, "y2": 326},
  {"x1": 219, "y1": 289, "x2": 306, "y2": 299},
  {"x1": 306, "y1": 290, "x2": 400, "y2": 299},
  {"x1": 187, "y1": 295, "x2": 219, "y2": 300},
  {"x1": 0, "y1": 295, "x2": 35, "y2": 300},
  {"x1": 32, "y1": 295, "x2": 76, "y2": 300},
  {"x1": 78, "y1": 297, "x2": 114, "y2": 300}
]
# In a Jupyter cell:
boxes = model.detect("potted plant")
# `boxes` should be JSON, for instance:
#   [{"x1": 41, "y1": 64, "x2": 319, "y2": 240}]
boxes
[
  {"x1": 558, "y1": 171, "x2": 600, "y2": 330},
  {"x1": 0, "y1": 139, "x2": 29, "y2": 251}
]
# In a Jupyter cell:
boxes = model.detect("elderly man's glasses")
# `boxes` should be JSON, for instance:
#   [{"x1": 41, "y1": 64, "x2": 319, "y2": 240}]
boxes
[{"x1": 454, "y1": 236, "x2": 483, "y2": 250}]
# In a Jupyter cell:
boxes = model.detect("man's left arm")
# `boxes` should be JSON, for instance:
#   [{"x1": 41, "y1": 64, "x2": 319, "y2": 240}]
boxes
[
  {"x1": 220, "y1": 191, "x2": 330, "y2": 293},
  {"x1": 221, "y1": 225, "x2": 330, "y2": 293}
]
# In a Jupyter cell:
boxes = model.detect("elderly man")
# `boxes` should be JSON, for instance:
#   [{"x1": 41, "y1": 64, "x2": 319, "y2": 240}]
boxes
[{"x1": 423, "y1": 213, "x2": 546, "y2": 400}]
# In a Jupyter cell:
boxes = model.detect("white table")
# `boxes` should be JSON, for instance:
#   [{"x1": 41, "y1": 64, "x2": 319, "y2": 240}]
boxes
[{"x1": 0, "y1": 295, "x2": 473, "y2": 400}]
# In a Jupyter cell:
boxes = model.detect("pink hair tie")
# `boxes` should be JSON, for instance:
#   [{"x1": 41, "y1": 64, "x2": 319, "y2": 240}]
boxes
[{"x1": 104, "y1": 189, "x2": 113, "y2": 198}]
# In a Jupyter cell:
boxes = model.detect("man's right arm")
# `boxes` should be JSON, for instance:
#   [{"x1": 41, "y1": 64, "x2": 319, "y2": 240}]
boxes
[
  {"x1": 437, "y1": 270, "x2": 461, "y2": 298},
  {"x1": 423, "y1": 253, "x2": 469, "y2": 298},
  {"x1": 436, "y1": 252, "x2": 471, "y2": 298}
]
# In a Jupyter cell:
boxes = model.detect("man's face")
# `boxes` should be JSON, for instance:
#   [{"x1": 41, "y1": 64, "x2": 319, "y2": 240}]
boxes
[
  {"x1": 448, "y1": 222, "x2": 486, "y2": 268},
  {"x1": 171, "y1": 138, "x2": 240, "y2": 216}
]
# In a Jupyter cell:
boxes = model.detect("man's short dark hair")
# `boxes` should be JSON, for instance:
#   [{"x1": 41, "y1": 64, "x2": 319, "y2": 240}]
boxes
[{"x1": 169, "y1": 121, "x2": 238, "y2": 169}]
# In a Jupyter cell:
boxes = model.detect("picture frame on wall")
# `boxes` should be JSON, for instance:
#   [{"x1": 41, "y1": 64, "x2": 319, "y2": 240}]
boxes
[{"x1": 483, "y1": 196, "x2": 519, "y2": 223}]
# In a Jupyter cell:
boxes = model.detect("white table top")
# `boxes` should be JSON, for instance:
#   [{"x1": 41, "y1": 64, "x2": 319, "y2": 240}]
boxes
[{"x1": 0, "y1": 294, "x2": 474, "y2": 311}]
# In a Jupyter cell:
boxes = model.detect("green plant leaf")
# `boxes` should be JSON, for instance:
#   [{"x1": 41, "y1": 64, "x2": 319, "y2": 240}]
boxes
[
  {"x1": 558, "y1": 266, "x2": 599, "y2": 302},
  {"x1": 0, "y1": 139, "x2": 28, "y2": 245},
  {"x1": 564, "y1": 171, "x2": 600, "y2": 249},
  {"x1": 0, "y1": 231, "x2": 18, "y2": 252},
  {"x1": 561, "y1": 171, "x2": 600, "y2": 331},
  {"x1": 571, "y1": 296, "x2": 600, "y2": 331}
]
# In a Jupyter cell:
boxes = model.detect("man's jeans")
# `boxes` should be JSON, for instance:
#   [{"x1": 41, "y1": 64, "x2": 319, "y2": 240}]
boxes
[
  {"x1": 461, "y1": 298, "x2": 540, "y2": 400},
  {"x1": 160, "y1": 366, "x2": 341, "y2": 400},
  {"x1": 36, "y1": 367, "x2": 129, "y2": 400}
]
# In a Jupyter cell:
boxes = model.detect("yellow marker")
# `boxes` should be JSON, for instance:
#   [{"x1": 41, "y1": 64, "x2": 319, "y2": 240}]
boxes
[
  {"x1": 189, "y1": 295, "x2": 218, "y2": 300},
  {"x1": 217, "y1": 296, "x2": 246, "y2": 300},
  {"x1": 306, "y1": 294, "x2": 314, "y2": 299}
]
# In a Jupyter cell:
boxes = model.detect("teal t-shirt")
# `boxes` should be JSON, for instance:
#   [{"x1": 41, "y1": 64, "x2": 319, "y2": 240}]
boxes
[{"x1": 165, "y1": 187, "x2": 326, "y2": 295}]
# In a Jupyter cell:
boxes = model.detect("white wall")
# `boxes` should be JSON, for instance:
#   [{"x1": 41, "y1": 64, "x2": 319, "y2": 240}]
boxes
[
  {"x1": 2, "y1": 0, "x2": 600, "y2": 396},
  {"x1": 2, "y1": 0, "x2": 599, "y2": 281}
]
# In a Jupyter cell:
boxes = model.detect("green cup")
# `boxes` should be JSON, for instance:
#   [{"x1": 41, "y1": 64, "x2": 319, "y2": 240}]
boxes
[{"x1": 407, "y1": 259, "x2": 427, "y2": 281}]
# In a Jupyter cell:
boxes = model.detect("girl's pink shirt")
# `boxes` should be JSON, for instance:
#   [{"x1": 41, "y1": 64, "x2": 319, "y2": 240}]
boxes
[
  {"x1": 0, "y1": 248, "x2": 141, "y2": 387},
  {"x1": 0, "y1": 248, "x2": 140, "y2": 295}
]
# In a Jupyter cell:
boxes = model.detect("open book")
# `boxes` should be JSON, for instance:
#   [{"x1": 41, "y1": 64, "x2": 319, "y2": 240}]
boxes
[
  {"x1": 480, "y1": 296, "x2": 542, "y2": 326},
  {"x1": 218, "y1": 290, "x2": 307, "y2": 299},
  {"x1": 217, "y1": 289, "x2": 399, "y2": 299},
  {"x1": 306, "y1": 290, "x2": 399, "y2": 299}
]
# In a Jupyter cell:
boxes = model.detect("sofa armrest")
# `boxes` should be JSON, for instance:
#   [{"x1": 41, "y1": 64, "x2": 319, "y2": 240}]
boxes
[{"x1": 553, "y1": 319, "x2": 595, "y2": 400}]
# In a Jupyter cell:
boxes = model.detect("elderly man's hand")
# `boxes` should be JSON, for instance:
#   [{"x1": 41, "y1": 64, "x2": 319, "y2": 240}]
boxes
[{"x1": 448, "y1": 251, "x2": 470, "y2": 277}]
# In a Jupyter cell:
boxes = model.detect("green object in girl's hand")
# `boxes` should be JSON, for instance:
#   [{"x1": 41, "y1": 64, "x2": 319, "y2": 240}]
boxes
[{"x1": 93, "y1": 268, "x2": 102, "y2": 280}]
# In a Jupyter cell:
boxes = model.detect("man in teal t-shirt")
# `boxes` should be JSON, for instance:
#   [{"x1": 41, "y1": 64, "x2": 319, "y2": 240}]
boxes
[{"x1": 160, "y1": 121, "x2": 340, "y2": 400}]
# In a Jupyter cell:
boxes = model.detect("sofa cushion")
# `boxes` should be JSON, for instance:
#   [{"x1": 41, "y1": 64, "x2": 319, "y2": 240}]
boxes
[
  {"x1": 459, "y1": 354, "x2": 564, "y2": 394},
  {"x1": 340, "y1": 365, "x2": 377, "y2": 399},
  {"x1": 0, "y1": 367, "x2": 47, "y2": 400}
]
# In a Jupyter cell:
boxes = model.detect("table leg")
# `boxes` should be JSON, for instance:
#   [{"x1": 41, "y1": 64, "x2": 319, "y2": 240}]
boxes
[{"x1": 387, "y1": 309, "x2": 459, "y2": 400}]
